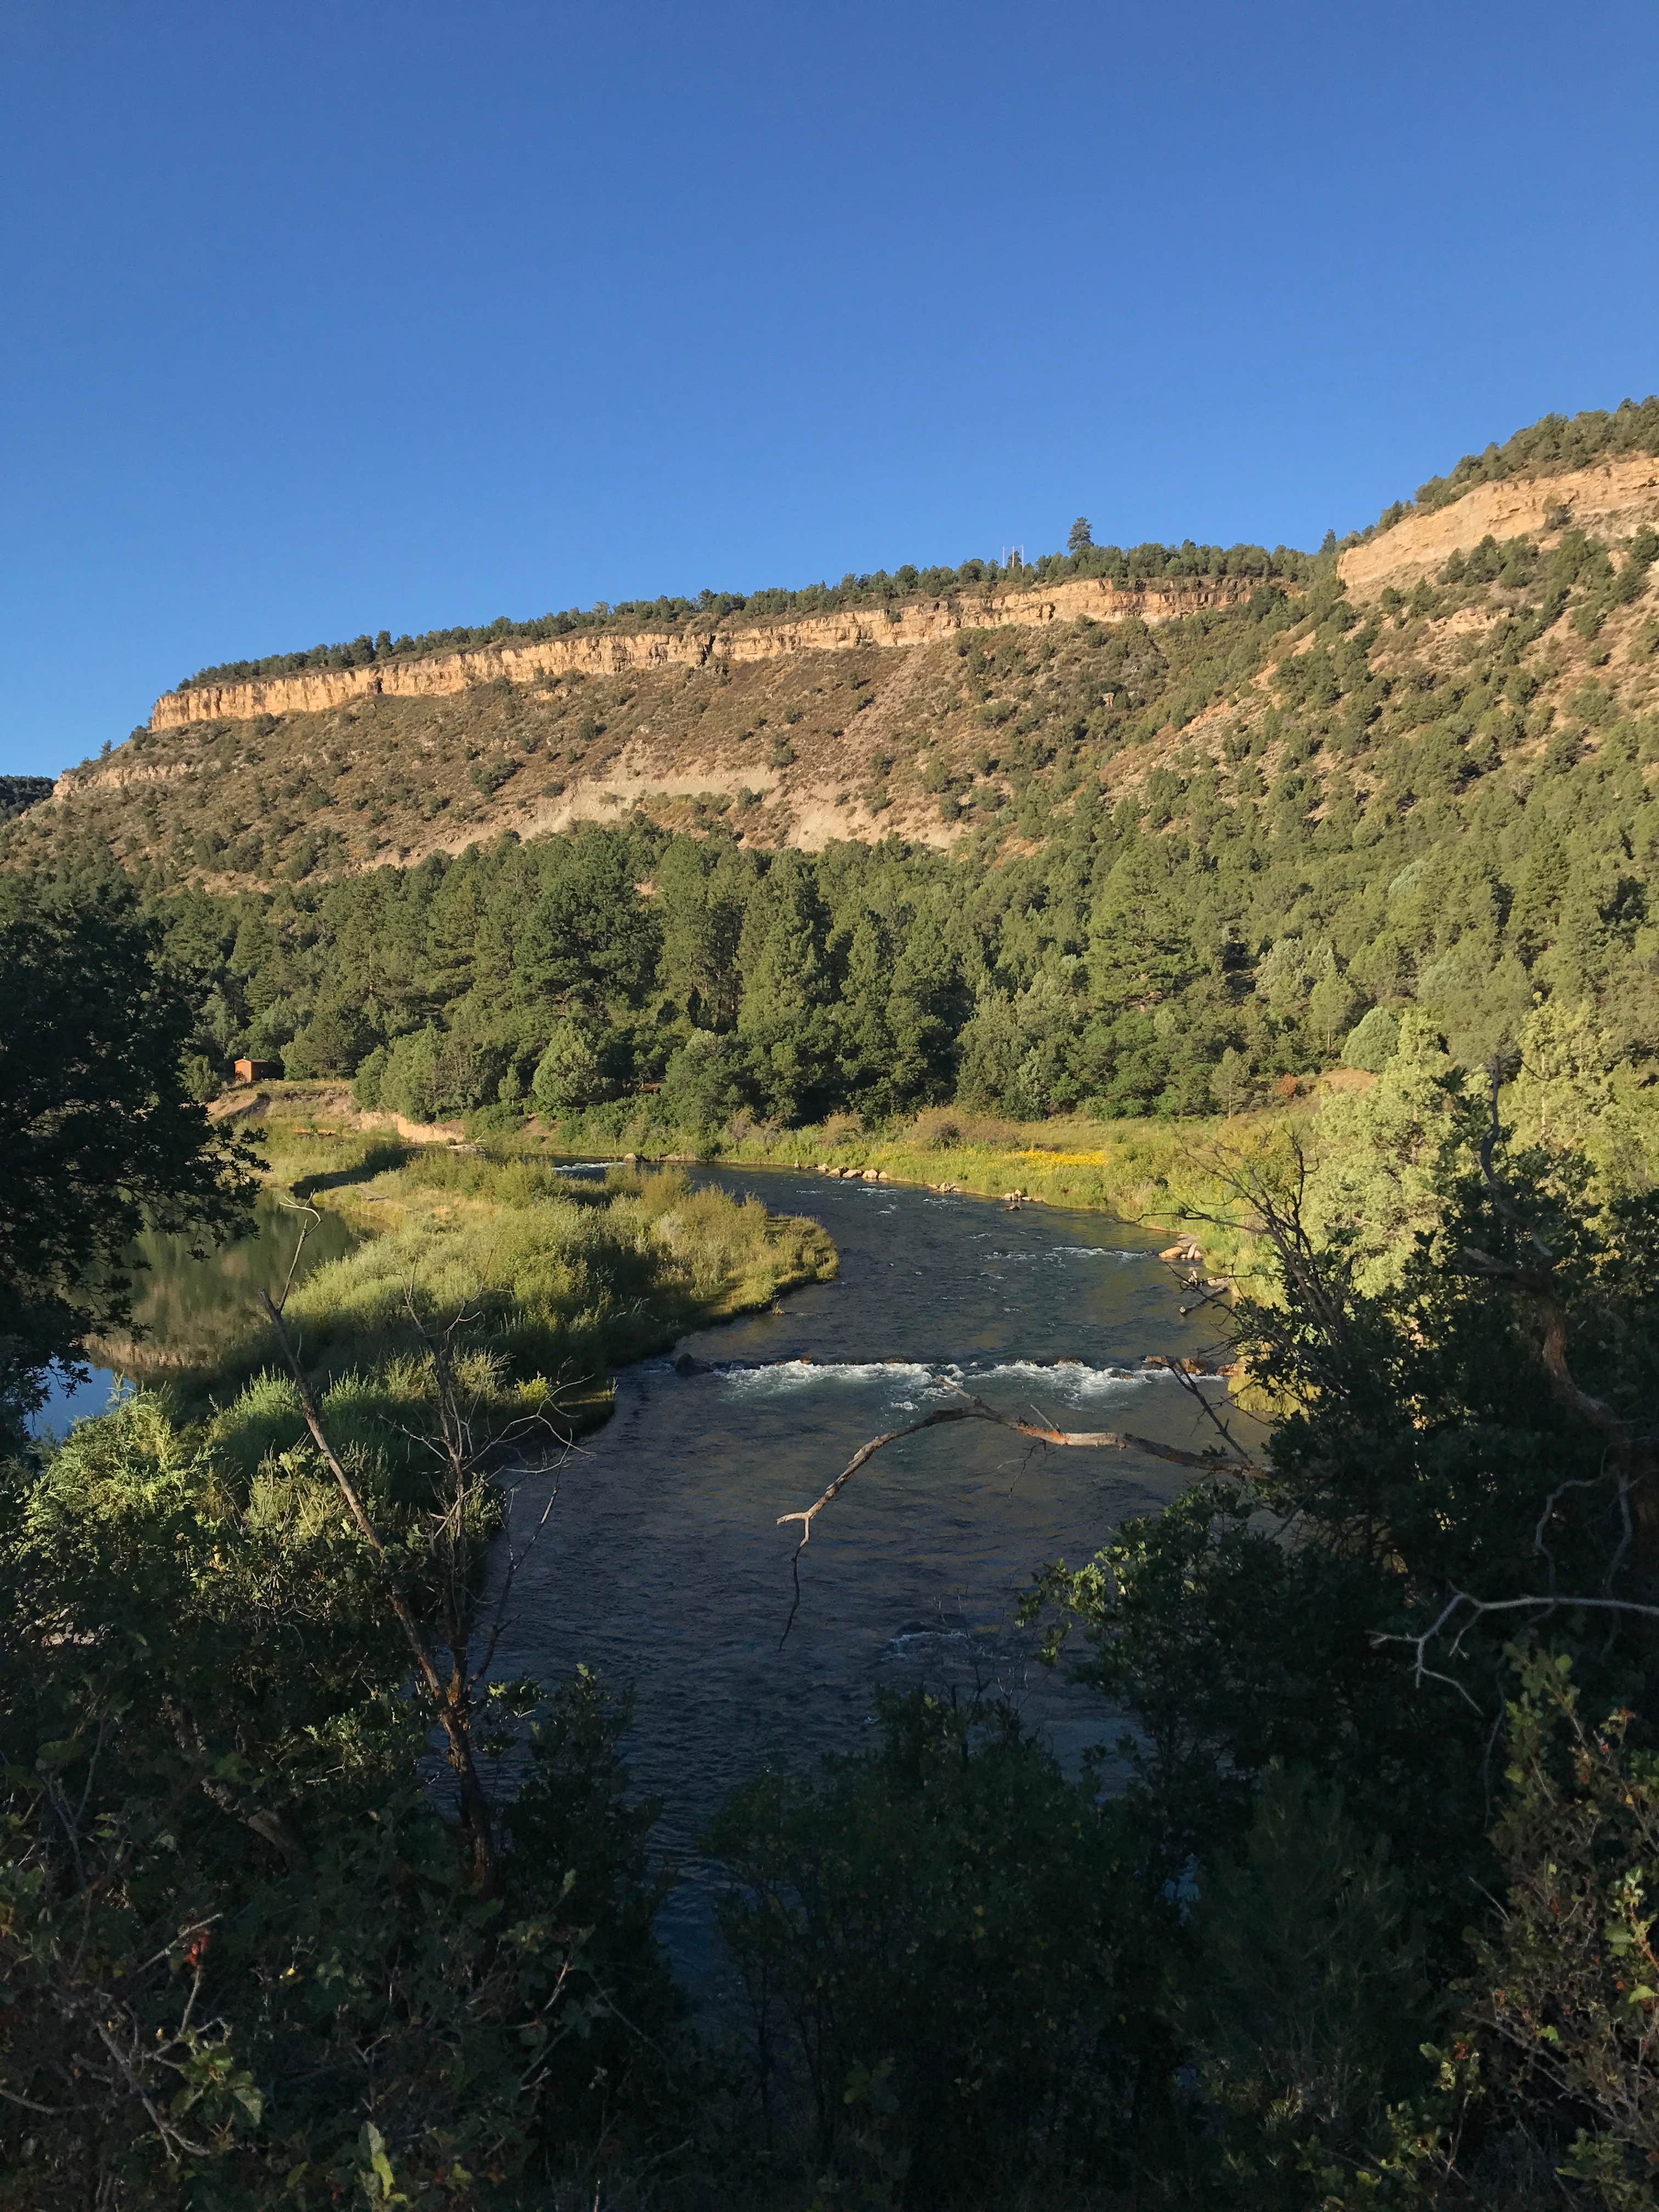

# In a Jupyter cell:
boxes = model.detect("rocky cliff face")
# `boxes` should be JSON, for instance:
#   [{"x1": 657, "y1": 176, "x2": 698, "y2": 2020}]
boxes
[
  {"x1": 150, "y1": 573, "x2": 1262, "y2": 730},
  {"x1": 1338, "y1": 455, "x2": 1659, "y2": 595},
  {"x1": 16, "y1": 456, "x2": 1658, "y2": 894}
]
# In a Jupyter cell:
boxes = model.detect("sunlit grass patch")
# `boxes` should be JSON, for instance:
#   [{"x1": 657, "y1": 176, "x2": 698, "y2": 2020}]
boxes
[
  {"x1": 174, "y1": 1144, "x2": 835, "y2": 1493},
  {"x1": 537, "y1": 1101, "x2": 1304, "y2": 1295}
]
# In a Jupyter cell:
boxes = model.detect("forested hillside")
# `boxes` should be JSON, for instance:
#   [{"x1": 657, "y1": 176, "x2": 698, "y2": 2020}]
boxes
[
  {"x1": 7, "y1": 402, "x2": 1659, "y2": 1134},
  {"x1": 0, "y1": 775, "x2": 54, "y2": 825}
]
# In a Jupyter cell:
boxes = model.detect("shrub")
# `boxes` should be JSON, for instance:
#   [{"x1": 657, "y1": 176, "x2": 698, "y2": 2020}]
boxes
[
  {"x1": 353, "y1": 1042, "x2": 388, "y2": 1108},
  {"x1": 658, "y1": 1030, "x2": 754, "y2": 1133},
  {"x1": 181, "y1": 1051, "x2": 219, "y2": 1102},
  {"x1": 1342, "y1": 1005, "x2": 1400, "y2": 1073},
  {"x1": 1180, "y1": 1763, "x2": 1433, "y2": 2177},
  {"x1": 531, "y1": 1019, "x2": 610, "y2": 1114},
  {"x1": 1464, "y1": 1655, "x2": 1659, "y2": 2200},
  {"x1": 0, "y1": 1396, "x2": 685, "y2": 2203},
  {"x1": 380, "y1": 1024, "x2": 508, "y2": 1121},
  {"x1": 710, "y1": 1691, "x2": 1166, "y2": 2204}
]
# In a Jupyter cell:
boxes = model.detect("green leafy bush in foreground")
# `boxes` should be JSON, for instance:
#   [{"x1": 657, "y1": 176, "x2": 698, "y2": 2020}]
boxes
[
  {"x1": 0, "y1": 1391, "x2": 684, "y2": 2209},
  {"x1": 712, "y1": 1691, "x2": 1176, "y2": 2206}
]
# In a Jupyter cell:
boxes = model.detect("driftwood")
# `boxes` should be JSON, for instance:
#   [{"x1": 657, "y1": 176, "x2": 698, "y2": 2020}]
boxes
[
  {"x1": 777, "y1": 1383, "x2": 1262, "y2": 1548},
  {"x1": 775, "y1": 1375, "x2": 1265, "y2": 1645}
]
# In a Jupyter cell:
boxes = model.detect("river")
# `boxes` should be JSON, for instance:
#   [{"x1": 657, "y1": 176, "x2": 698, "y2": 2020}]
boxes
[
  {"x1": 31, "y1": 1163, "x2": 1238, "y2": 1982},
  {"x1": 484, "y1": 1165, "x2": 1238, "y2": 1980}
]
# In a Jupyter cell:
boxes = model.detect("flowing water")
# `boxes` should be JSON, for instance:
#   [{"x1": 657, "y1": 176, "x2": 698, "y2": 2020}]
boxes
[
  {"x1": 30, "y1": 1162, "x2": 1239, "y2": 1983},
  {"x1": 485, "y1": 1166, "x2": 1240, "y2": 1981}
]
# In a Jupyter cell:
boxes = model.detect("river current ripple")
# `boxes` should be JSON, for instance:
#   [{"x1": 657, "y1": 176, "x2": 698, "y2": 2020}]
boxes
[{"x1": 486, "y1": 1166, "x2": 1236, "y2": 1982}]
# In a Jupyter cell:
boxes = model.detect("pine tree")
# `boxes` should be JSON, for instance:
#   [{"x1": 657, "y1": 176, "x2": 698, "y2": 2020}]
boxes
[{"x1": 736, "y1": 854, "x2": 835, "y2": 1120}]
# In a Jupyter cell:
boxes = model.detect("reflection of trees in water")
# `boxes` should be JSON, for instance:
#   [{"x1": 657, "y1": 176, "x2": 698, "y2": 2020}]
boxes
[{"x1": 91, "y1": 1192, "x2": 354, "y2": 1375}]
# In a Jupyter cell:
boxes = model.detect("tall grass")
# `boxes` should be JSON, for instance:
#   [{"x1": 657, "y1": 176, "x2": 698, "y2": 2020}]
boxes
[
  {"x1": 147, "y1": 1126, "x2": 834, "y2": 1504},
  {"x1": 275, "y1": 1157, "x2": 828, "y2": 1387},
  {"x1": 509, "y1": 1101, "x2": 1303, "y2": 1293},
  {"x1": 249, "y1": 1078, "x2": 1295, "y2": 1284}
]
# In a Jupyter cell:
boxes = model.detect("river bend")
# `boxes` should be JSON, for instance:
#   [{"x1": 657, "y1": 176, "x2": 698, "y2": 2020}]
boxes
[{"x1": 487, "y1": 1167, "x2": 1234, "y2": 1977}]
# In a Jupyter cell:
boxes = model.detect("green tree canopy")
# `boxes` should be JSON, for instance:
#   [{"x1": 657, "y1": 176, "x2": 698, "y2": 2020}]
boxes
[{"x1": 0, "y1": 881, "x2": 258, "y2": 1431}]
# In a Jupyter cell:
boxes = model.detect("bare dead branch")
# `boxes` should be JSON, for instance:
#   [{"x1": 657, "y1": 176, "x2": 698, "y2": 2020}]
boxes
[
  {"x1": 1165, "y1": 1357, "x2": 1256, "y2": 1462},
  {"x1": 271, "y1": 1198, "x2": 321, "y2": 1315},
  {"x1": 778, "y1": 1384, "x2": 1261, "y2": 1549},
  {"x1": 91, "y1": 2021, "x2": 206, "y2": 2161},
  {"x1": 1457, "y1": 1240, "x2": 1633, "y2": 1457},
  {"x1": 470, "y1": 1472, "x2": 562, "y2": 1696},
  {"x1": 0, "y1": 2085, "x2": 69, "y2": 2115},
  {"x1": 1375, "y1": 1589, "x2": 1659, "y2": 1704},
  {"x1": 775, "y1": 1376, "x2": 1264, "y2": 1645}
]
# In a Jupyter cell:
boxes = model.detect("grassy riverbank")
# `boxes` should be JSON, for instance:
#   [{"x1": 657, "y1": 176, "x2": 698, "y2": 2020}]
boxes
[
  {"x1": 205, "y1": 1047, "x2": 1659, "y2": 1325},
  {"x1": 96, "y1": 1118, "x2": 836, "y2": 1487},
  {"x1": 548, "y1": 1098, "x2": 1310, "y2": 1298},
  {"x1": 520, "y1": 1050, "x2": 1659, "y2": 1300},
  {"x1": 216, "y1": 1080, "x2": 1306, "y2": 1292},
  {"x1": 273, "y1": 1124, "x2": 834, "y2": 1379},
  {"x1": 692, "y1": 1104, "x2": 1296, "y2": 1286}
]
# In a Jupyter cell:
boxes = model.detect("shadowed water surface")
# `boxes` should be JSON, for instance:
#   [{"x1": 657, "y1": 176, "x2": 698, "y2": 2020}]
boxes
[
  {"x1": 487, "y1": 1166, "x2": 1241, "y2": 1980},
  {"x1": 27, "y1": 1193, "x2": 356, "y2": 1435}
]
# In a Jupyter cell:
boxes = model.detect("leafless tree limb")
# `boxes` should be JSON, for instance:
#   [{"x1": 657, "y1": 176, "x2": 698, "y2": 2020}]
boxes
[
  {"x1": 775, "y1": 1377, "x2": 1263, "y2": 1645},
  {"x1": 4, "y1": 1916, "x2": 230, "y2": 2166},
  {"x1": 778, "y1": 1382, "x2": 1261, "y2": 1547},
  {"x1": 1375, "y1": 1589, "x2": 1659, "y2": 1703},
  {"x1": 272, "y1": 1196, "x2": 322, "y2": 1314},
  {"x1": 1165, "y1": 1356, "x2": 1257, "y2": 1463},
  {"x1": 391, "y1": 1288, "x2": 575, "y2": 1711},
  {"x1": 92, "y1": 2017, "x2": 212, "y2": 2163}
]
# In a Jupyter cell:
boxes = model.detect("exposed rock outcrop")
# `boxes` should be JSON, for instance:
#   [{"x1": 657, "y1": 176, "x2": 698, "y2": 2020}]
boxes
[
  {"x1": 1338, "y1": 455, "x2": 1659, "y2": 596},
  {"x1": 150, "y1": 573, "x2": 1264, "y2": 730}
]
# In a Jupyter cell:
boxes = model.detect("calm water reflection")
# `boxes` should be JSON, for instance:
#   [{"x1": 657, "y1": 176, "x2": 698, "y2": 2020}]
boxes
[{"x1": 28, "y1": 1192, "x2": 354, "y2": 1436}]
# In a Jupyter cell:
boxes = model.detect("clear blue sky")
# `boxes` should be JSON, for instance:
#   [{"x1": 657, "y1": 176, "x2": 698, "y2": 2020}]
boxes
[{"x1": 4, "y1": 1, "x2": 1657, "y2": 777}]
